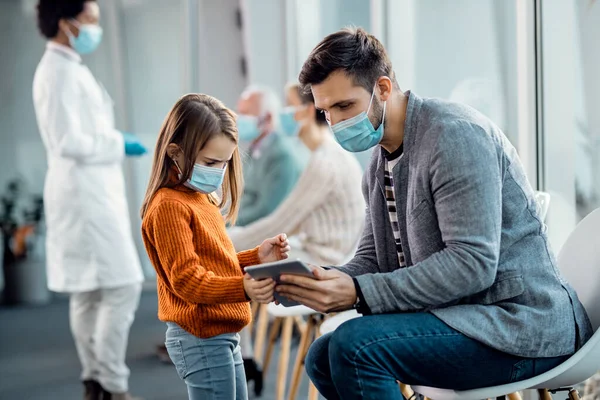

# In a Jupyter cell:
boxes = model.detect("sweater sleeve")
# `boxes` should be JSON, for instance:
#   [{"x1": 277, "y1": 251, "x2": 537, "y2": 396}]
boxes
[
  {"x1": 229, "y1": 152, "x2": 334, "y2": 251},
  {"x1": 148, "y1": 200, "x2": 248, "y2": 304},
  {"x1": 237, "y1": 247, "x2": 261, "y2": 268}
]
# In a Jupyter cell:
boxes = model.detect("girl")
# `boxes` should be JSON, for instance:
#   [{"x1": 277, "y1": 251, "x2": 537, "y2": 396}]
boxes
[{"x1": 141, "y1": 93, "x2": 290, "y2": 400}]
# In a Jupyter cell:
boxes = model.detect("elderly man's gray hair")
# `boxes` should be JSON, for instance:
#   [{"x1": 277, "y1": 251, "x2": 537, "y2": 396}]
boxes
[{"x1": 241, "y1": 85, "x2": 281, "y2": 131}]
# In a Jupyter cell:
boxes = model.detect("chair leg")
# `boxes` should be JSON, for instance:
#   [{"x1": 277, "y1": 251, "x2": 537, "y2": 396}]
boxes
[
  {"x1": 399, "y1": 382, "x2": 414, "y2": 399},
  {"x1": 508, "y1": 392, "x2": 522, "y2": 400},
  {"x1": 253, "y1": 304, "x2": 269, "y2": 362},
  {"x1": 293, "y1": 315, "x2": 306, "y2": 334},
  {"x1": 568, "y1": 388, "x2": 581, "y2": 400},
  {"x1": 263, "y1": 317, "x2": 282, "y2": 374},
  {"x1": 276, "y1": 317, "x2": 294, "y2": 400},
  {"x1": 248, "y1": 301, "x2": 259, "y2": 336},
  {"x1": 289, "y1": 315, "x2": 317, "y2": 400},
  {"x1": 538, "y1": 389, "x2": 553, "y2": 400}
]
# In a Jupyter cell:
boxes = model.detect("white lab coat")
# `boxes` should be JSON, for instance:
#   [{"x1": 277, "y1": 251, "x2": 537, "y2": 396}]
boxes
[{"x1": 33, "y1": 42, "x2": 143, "y2": 293}]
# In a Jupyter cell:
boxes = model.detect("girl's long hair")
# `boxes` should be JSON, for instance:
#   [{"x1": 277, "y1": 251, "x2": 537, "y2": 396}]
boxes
[{"x1": 140, "y1": 93, "x2": 243, "y2": 224}]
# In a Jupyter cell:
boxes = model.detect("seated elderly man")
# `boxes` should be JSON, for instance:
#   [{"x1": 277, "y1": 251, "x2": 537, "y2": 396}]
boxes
[{"x1": 276, "y1": 27, "x2": 593, "y2": 400}]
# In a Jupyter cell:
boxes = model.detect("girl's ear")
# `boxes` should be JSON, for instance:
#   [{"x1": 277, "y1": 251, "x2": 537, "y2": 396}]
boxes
[{"x1": 166, "y1": 143, "x2": 180, "y2": 160}]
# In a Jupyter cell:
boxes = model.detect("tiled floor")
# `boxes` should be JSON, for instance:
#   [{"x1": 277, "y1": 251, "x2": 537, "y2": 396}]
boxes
[{"x1": 0, "y1": 291, "x2": 311, "y2": 400}]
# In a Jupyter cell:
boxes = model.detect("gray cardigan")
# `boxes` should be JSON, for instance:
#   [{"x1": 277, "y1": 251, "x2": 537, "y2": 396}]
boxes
[{"x1": 342, "y1": 91, "x2": 592, "y2": 358}]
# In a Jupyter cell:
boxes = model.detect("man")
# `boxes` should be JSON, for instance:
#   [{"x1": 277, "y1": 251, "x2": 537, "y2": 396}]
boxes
[
  {"x1": 276, "y1": 27, "x2": 592, "y2": 399},
  {"x1": 33, "y1": 1, "x2": 146, "y2": 399},
  {"x1": 235, "y1": 85, "x2": 308, "y2": 227}
]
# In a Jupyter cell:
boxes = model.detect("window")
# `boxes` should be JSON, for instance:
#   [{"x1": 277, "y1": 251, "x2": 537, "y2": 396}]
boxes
[{"x1": 540, "y1": 0, "x2": 600, "y2": 249}]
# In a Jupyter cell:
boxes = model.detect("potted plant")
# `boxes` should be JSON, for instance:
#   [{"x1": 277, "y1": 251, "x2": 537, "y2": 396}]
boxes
[{"x1": 1, "y1": 178, "x2": 49, "y2": 306}]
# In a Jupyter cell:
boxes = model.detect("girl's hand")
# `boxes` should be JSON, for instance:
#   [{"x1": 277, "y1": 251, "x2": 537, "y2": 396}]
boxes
[
  {"x1": 243, "y1": 274, "x2": 275, "y2": 303},
  {"x1": 258, "y1": 233, "x2": 290, "y2": 264}
]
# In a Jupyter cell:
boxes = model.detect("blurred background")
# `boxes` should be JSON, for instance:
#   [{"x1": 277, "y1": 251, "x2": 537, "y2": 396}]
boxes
[{"x1": 0, "y1": 0, "x2": 599, "y2": 399}]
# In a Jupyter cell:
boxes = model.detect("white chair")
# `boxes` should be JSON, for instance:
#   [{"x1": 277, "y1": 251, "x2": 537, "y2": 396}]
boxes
[
  {"x1": 413, "y1": 208, "x2": 600, "y2": 400},
  {"x1": 535, "y1": 191, "x2": 551, "y2": 222}
]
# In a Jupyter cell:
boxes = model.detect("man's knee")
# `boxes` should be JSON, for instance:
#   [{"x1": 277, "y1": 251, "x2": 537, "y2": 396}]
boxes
[{"x1": 328, "y1": 318, "x2": 365, "y2": 364}]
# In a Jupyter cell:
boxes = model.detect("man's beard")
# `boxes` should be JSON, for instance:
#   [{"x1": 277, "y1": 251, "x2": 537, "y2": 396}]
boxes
[{"x1": 369, "y1": 97, "x2": 384, "y2": 131}]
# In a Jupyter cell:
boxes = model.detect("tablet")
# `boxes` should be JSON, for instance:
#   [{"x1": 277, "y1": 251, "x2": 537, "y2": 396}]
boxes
[{"x1": 245, "y1": 259, "x2": 314, "y2": 307}]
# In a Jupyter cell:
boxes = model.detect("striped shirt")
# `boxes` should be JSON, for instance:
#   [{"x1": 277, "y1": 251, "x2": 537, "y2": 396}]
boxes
[{"x1": 383, "y1": 144, "x2": 406, "y2": 268}]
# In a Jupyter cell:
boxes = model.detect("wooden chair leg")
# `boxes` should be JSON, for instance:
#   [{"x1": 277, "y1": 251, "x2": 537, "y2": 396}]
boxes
[
  {"x1": 253, "y1": 304, "x2": 269, "y2": 362},
  {"x1": 508, "y1": 392, "x2": 522, "y2": 400},
  {"x1": 276, "y1": 317, "x2": 294, "y2": 400},
  {"x1": 248, "y1": 301, "x2": 259, "y2": 336},
  {"x1": 293, "y1": 315, "x2": 306, "y2": 335},
  {"x1": 399, "y1": 382, "x2": 414, "y2": 399},
  {"x1": 263, "y1": 317, "x2": 282, "y2": 374},
  {"x1": 289, "y1": 315, "x2": 316, "y2": 400},
  {"x1": 538, "y1": 389, "x2": 552, "y2": 400}
]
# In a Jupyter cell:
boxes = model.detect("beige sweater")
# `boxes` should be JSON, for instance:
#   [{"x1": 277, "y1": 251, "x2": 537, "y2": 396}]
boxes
[{"x1": 230, "y1": 138, "x2": 365, "y2": 265}]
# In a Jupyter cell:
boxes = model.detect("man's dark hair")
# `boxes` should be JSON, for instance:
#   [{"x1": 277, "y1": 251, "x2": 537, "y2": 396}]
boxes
[
  {"x1": 299, "y1": 27, "x2": 396, "y2": 94},
  {"x1": 37, "y1": 0, "x2": 94, "y2": 39}
]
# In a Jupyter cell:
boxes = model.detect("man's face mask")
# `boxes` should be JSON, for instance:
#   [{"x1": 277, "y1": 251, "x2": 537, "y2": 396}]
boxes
[
  {"x1": 237, "y1": 115, "x2": 265, "y2": 142},
  {"x1": 329, "y1": 85, "x2": 386, "y2": 152}
]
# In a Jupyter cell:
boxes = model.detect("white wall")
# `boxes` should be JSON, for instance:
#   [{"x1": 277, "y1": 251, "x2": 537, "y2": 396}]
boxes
[
  {"x1": 241, "y1": 0, "x2": 288, "y2": 98},
  {"x1": 0, "y1": 0, "x2": 248, "y2": 281},
  {"x1": 0, "y1": 1, "x2": 46, "y2": 192}
]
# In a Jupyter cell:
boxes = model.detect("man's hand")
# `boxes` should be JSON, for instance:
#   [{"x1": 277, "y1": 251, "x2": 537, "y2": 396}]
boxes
[
  {"x1": 258, "y1": 233, "x2": 290, "y2": 264},
  {"x1": 276, "y1": 265, "x2": 357, "y2": 313},
  {"x1": 243, "y1": 274, "x2": 275, "y2": 303}
]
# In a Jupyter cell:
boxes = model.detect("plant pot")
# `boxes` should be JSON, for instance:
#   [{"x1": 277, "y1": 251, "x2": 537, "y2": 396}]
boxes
[
  {"x1": 1, "y1": 232, "x2": 50, "y2": 306},
  {"x1": 2, "y1": 258, "x2": 51, "y2": 306}
]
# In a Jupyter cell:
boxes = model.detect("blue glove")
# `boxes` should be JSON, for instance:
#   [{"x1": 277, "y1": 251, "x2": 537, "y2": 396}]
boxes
[{"x1": 122, "y1": 132, "x2": 147, "y2": 156}]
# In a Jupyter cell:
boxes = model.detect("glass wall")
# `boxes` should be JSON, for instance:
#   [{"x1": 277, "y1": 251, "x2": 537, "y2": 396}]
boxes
[
  {"x1": 541, "y1": 0, "x2": 600, "y2": 250},
  {"x1": 385, "y1": 0, "x2": 537, "y2": 178}
]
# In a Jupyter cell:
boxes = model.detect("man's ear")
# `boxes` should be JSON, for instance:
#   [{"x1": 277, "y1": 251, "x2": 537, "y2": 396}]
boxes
[{"x1": 377, "y1": 76, "x2": 394, "y2": 102}]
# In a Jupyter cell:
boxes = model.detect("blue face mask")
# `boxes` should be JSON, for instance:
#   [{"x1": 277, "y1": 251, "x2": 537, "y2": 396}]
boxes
[
  {"x1": 280, "y1": 107, "x2": 300, "y2": 136},
  {"x1": 66, "y1": 20, "x2": 103, "y2": 55},
  {"x1": 237, "y1": 115, "x2": 261, "y2": 142},
  {"x1": 330, "y1": 87, "x2": 386, "y2": 152},
  {"x1": 176, "y1": 162, "x2": 226, "y2": 194}
]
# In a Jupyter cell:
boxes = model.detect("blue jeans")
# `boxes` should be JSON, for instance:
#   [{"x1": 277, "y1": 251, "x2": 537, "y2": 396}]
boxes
[
  {"x1": 306, "y1": 313, "x2": 568, "y2": 400},
  {"x1": 164, "y1": 323, "x2": 247, "y2": 400}
]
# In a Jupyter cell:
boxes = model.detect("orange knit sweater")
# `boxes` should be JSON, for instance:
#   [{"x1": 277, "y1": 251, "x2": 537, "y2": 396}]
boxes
[{"x1": 141, "y1": 185, "x2": 260, "y2": 338}]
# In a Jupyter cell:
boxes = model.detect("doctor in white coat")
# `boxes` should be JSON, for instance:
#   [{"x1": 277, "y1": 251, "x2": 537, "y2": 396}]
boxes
[{"x1": 33, "y1": 1, "x2": 145, "y2": 399}]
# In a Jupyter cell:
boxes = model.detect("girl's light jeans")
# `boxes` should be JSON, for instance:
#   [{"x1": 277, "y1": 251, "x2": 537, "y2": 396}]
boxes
[{"x1": 165, "y1": 322, "x2": 247, "y2": 400}]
